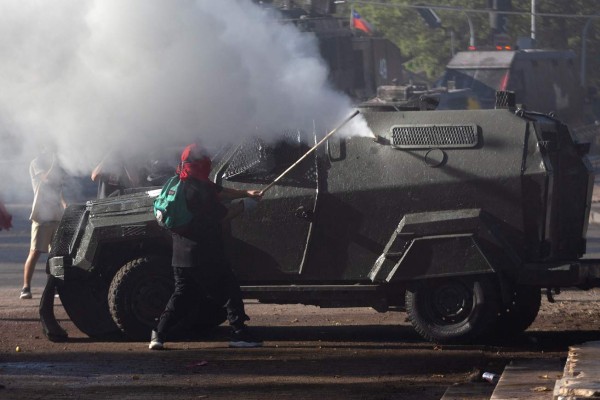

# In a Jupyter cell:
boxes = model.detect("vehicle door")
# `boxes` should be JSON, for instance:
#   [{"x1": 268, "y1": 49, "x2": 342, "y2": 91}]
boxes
[{"x1": 215, "y1": 130, "x2": 318, "y2": 281}]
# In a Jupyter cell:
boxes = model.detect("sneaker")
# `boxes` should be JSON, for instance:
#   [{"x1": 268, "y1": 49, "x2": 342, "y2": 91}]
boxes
[
  {"x1": 229, "y1": 327, "x2": 263, "y2": 348},
  {"x1": 20, "y1": 287, "x2": 32, "y2": 300},
  {"x1": 148, "y1": 330, "x2": 164, "y2": 350}
]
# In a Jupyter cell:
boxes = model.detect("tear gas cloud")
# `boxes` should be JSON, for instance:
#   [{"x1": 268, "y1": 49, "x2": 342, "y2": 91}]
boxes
[{"x1": 0, "y1": 0, "x2": 372, "y2": 202}]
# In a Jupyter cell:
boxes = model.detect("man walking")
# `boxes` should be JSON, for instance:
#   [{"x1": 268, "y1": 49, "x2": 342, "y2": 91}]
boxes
[{"x1": 21, "y1": 147, "x2": 66, "y2": 299}]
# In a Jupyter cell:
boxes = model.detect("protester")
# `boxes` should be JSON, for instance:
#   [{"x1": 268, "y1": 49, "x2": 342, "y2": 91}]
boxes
[
  {"x1": 21, "y1": 147, "x2": 67, "y2": 299},
  {"x1": 0, "y1": 200, "x2": 12, "y2": 231},
  {"x1": 91, "y1": 150, "x2": 146, "y2": 198},
  {"x1": 149, "y1": 143, "x2": 263, "y2": 350}
]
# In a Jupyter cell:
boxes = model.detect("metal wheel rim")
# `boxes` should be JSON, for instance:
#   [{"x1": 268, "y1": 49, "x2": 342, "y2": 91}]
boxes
[
  {"x1": 130, "y1": 275, "x2": 172, "y2": 326},
  {"x1": 425, "y1": 281, "x2": 474, "y2": 325}
]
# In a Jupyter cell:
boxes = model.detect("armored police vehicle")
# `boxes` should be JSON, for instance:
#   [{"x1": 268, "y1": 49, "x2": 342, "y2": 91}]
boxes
[
  {"x1": 41, "y1": 92, "x2": 599, "y2": 344},
  {"x1": 436, "y1": 49, "x2": 585, "y2": 126}
]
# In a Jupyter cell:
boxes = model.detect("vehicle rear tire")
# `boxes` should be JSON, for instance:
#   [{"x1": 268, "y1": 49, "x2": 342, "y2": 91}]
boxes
[
  {"x1": 108, "y1": 256, "x2": 174, "y2": 341},
  {"x1": 405, "y1": 275, "x2": 500, "y2": 344},
  {"x1": 495, "y1": 286, "x2": 541, "y2": 337}
]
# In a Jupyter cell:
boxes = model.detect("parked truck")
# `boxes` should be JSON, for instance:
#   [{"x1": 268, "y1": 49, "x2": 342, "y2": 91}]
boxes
[{"x1": 41, "y1": 92, "x2": 598, "y2": 344}]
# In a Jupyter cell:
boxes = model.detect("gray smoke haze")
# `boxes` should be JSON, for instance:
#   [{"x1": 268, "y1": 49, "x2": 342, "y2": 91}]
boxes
[{"x1": 0, "y1": 0, "x2": 370, "y2": 202}]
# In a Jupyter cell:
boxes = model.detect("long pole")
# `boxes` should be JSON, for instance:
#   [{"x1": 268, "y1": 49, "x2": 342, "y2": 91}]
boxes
[
  {"x1": 581, "y1": 17, "x2": 595, "y2": 87},
  {"x1": 531, "y1": 0, "x2": 536, "y2": 47},
  {"x1": 259, "y1": 110, "x2": 360, "y2": 195},
  {"x1": 465, "y1": 12, "x2": 475, "y2": 48}
]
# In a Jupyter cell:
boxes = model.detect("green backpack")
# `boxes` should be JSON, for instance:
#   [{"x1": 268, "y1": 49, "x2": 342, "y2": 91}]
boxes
[{"x1": 153, "y1": 175, "x2": 193, "y2": 229}]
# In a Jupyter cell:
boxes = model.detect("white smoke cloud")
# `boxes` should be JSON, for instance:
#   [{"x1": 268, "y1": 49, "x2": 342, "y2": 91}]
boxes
[{"x1": 0, "y1": 0, "x2": 370, "y2": 202}]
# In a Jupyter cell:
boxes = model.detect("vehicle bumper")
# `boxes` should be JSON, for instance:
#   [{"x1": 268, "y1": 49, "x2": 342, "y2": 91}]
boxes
[{"x1": 46, "y1": 256, "x2": 71, "y2": 279}]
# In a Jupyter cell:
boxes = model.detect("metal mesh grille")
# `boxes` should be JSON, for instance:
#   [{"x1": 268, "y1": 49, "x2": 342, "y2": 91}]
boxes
[
  {"x1": 49, "y1": 205, "x2": 86, "y2": 257},
  {"x1": 222, "y1": 138, "x2": 268, "y2": 180},
  {"x1": 495, "y1": 91, "x2": 516, "y2": 109},
  {"x1": 122, "y1": 225, "x2": 146, "y2": 237},
  {"x1": 222, "y1": 129, "x2": 311, "y2": 183},
  {"x1": 391, "y1": 124, "x2": 478, "y2": 149}
]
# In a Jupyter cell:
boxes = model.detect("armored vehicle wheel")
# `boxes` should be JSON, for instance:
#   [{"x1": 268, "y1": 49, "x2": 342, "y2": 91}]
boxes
[
  {"x1": 495, "y1": 286, "x2": 541, "y2": 337},
  {"x1": 108, "y1": 256, "x2": 228, "y2": 340},
  {"x1": 108, "y1": 256, "x2": 174, "y2": 341},
  {"x1": 405, "y1": 275, "x2": 500, "y2": 344},
  {"x1": 57, "y1": 275, "x2": 121, "y2": 338}
]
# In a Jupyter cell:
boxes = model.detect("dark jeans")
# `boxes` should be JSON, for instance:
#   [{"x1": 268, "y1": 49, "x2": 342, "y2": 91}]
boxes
[{"x1": 156, "y1": 263, "x2": 249, "y2": 340}]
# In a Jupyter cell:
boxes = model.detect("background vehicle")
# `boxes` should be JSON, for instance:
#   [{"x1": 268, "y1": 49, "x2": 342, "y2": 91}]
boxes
[
  {"x1": 269, "y1": 0, "x2": 405, "y2": 101},
  {"x1": 435, "y1": 49, "x2": 587, "y2": 125},
  {"x1": 41, "y1": 93, "x2": 600, "y2": 344}
]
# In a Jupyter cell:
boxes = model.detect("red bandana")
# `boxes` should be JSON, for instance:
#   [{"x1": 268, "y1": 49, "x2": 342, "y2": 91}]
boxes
[{"x1": 177, "y1": 144, "x2": 211, "y2": 182}]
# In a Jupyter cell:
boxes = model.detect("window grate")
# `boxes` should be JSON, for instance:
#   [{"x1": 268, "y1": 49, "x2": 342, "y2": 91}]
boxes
[
  {"x1": 222, "y1": 129, "x2": 305, "y2": 180},
  {"x1": 49, "y1": 205, "x2": 86, "y2": 257},
  {"x1": 122, "y1": 225, "x2": 146, "y2": 237},
  {"x1": 391, "y1": 124, "x2": 478, "y2": 149},
  {"x1": 222, "y1": 138, "x2": 267, "y2": 180}
]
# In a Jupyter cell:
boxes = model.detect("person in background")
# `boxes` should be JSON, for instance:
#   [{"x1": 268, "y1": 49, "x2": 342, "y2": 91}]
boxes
[
  {"x1": 91, "y1": 150, "x2": 145, "y2": 198},
  {"x1": 0, "y1": 200, "x2": 12, "y2": 231},
  {"x1": 146, "y1": 158, "x2": 174, "y2": 187},
  {"x1": 21, "y1": 147, "x2": 67, "y2": 299},
  {"x1": 149, "y1": 143, "x2": 263, "y2": 350}
]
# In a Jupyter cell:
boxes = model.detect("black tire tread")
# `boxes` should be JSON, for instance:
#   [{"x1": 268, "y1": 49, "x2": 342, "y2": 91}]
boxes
[{"x1": 495, "y1": 286, "x2": 541, "y2": 336}]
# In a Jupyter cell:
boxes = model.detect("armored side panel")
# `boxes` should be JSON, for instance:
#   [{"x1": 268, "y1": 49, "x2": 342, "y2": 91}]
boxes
[
  {"x1": 46, "y1": 190, "x2": 170, "y2": 338},
  {"x1": 533, "y1": 117, "x2": 593, "y2": 259},
  {"x1": 369, "y1": 209, "x2": 511, "y2": 282},
  {"x1": 60, "y1": 192, "x2": 168, "y2": 275},
  {"x1": 306, "y1": 108, "x2": 592, "y2": 282}
]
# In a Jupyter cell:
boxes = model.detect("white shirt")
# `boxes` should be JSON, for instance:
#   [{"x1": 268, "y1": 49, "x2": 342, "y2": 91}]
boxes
[{"x1": 29, "y1": 153, "x2": 65, "y2": 222}]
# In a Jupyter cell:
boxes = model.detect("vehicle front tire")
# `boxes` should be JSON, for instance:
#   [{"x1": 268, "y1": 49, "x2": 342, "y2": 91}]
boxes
[
  {"x1": 405, "y1": 275, "x2": 501, "y2": 344},
  {"x1": 108, "y1": 256, "x2": 174, "y2": 341}
]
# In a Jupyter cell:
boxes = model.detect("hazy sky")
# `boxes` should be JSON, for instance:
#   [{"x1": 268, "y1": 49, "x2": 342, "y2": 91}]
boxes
[{"x1": 0, "y1": 0, "x2": 368, "y2": 201}]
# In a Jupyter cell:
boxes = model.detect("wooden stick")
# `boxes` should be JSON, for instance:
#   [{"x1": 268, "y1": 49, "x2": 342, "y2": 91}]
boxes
[{"x1": 259, "y1": 110, "x2": 360, "y2": 195}]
